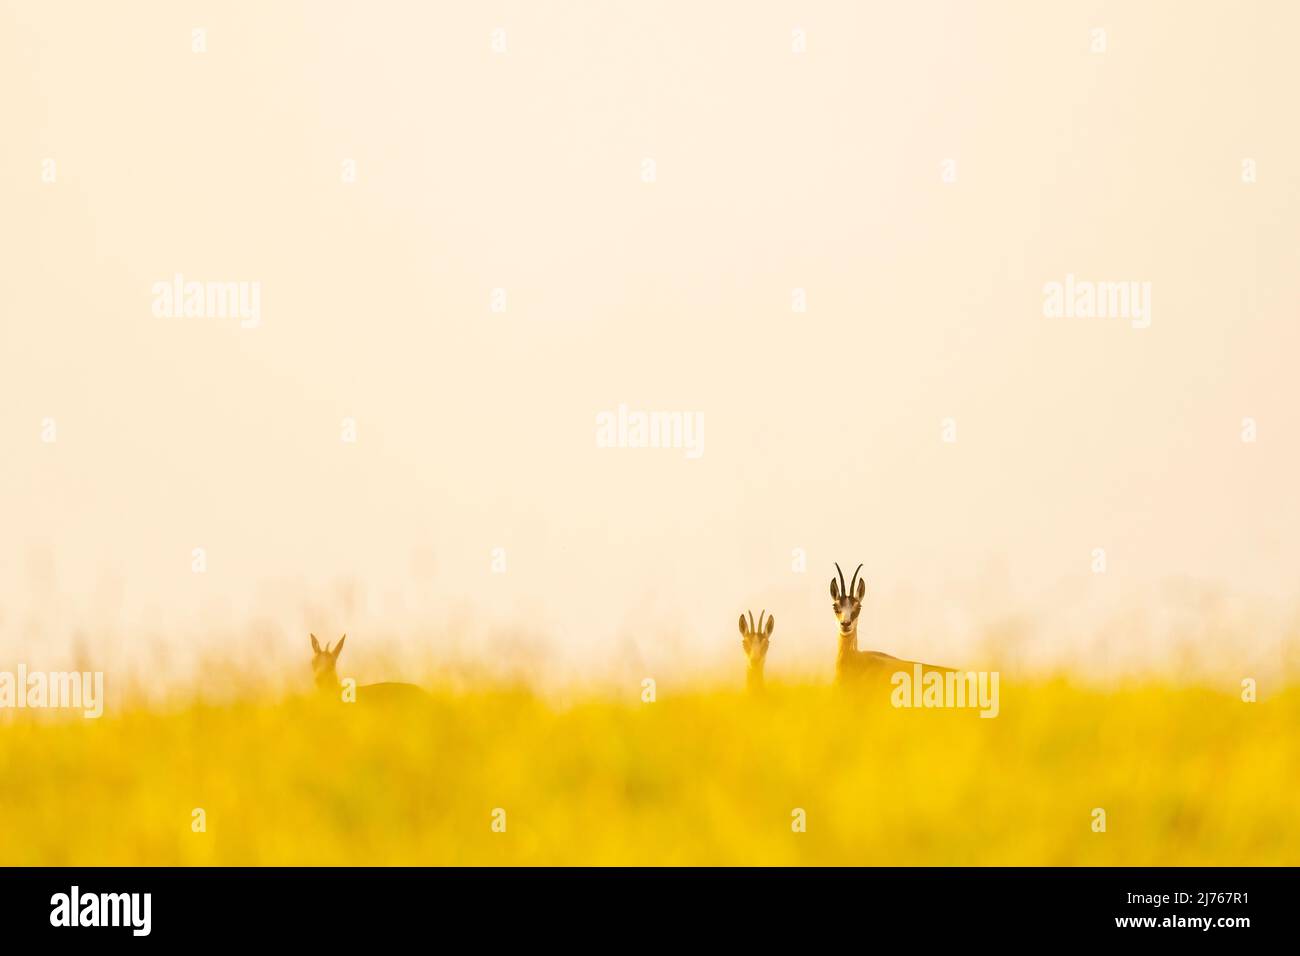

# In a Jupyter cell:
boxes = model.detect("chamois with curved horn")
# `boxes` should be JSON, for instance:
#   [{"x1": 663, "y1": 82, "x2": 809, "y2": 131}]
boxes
[
  {"x1": 829, "y1": 564, "x2": 953, "y2": 686},
  {"x1": 310, "y1": 634, "x2": 427, "y2": 703},
  {"x1": 737, "y1": 609, "x2": 774, "y2": 692}
]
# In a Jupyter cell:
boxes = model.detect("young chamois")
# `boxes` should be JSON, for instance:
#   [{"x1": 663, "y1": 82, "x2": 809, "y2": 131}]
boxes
[
  {"x1": 829, "y1": 563, "x2": 953, "y2": 686},
  {"x1": 737, "y1": 609, "x2": 773, "y2": 693},
  {"x1": 310, "y1": 634, "x2": 427, "y2": 703}
]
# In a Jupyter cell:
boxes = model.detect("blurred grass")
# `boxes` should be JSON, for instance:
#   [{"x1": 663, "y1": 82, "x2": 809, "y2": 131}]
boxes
[{"x1": 0, "y1": 679, "x2": 1295, "y2": 865}]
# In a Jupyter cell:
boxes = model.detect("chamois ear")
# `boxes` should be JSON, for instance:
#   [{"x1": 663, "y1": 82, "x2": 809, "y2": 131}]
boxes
[
  {"x1": 310, "y1": 633, "x2": 322, "y2": 655},
  {"x1": 855, "y1": 578, "x2": 866, "y2": 601},
  {"x1": 737, "y1": 614, "x2": 749, "y2": 636},
  {"x1": 830, "y1": 578, "x2": 840, "y2": 600},
  {"x1": 332, "y1": 634, "x2": 346, "y2": 659},
  {"x1": 764, "y1": 614, "x2": 775, "y2": 637}
]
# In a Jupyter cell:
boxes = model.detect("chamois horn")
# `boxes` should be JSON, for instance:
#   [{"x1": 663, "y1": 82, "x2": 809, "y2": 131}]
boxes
[{"x1": 849, "y1": 563, "x2": 864, "y2": 596}]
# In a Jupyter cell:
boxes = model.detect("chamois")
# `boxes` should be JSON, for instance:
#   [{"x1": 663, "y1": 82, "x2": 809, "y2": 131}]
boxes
[
  {"x1": 828, "y1": 564, "x2": 953, "y2": 686},
  {"x1": 737, "y1": 610, "x2": 773, "y2": 693},
  {"x1": 310, "y1": 634, "x2": 427, "y2": 703}
]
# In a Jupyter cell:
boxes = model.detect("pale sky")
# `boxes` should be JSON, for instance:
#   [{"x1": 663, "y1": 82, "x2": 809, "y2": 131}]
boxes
[{"x1": 2, "y1": 1, "x2": 1297, "y2": 693}]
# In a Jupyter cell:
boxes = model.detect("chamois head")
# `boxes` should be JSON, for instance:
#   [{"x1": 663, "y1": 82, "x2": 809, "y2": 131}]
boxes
[
  {"x1": 738, "y1": 610, "x2": 773, "y2": 671},
  {"x1": 309, "y1": 633, "x2": 345, "y2": 690},
  {"x1": 829, "y1": 563, "x2": 866, "y2": 636}
]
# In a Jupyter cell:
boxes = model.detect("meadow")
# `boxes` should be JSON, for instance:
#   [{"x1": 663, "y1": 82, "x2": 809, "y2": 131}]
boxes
[{"x1": 1, "y1": 678, "x2": 1296, "y2": 866}]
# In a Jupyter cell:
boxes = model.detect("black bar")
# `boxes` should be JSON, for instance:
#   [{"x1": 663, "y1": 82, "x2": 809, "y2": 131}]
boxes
[{"x1": 0, "y1": 867, "x2": 1289, "y2": 942}]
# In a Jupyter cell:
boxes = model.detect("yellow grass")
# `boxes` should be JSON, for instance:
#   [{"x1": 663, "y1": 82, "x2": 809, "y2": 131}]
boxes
[{"x1": 1, "y1": 680, "x2": 1295, "y2": 865}]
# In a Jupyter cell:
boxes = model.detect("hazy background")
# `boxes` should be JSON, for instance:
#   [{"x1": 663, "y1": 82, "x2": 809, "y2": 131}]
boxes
[{"x1": 2, "y1": 1, "x2": 1298, "y2": 697}]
